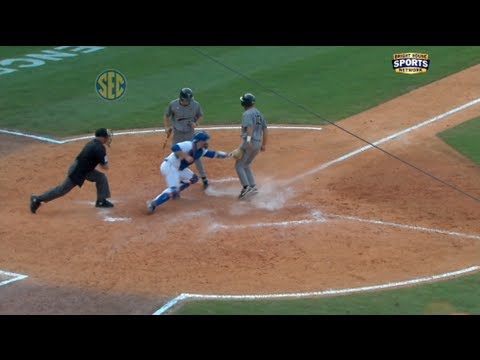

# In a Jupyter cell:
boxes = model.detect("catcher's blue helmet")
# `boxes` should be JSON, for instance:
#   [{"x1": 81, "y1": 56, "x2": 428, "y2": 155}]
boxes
[{"x1": 193, "y1": 131, "x2": 210, "y2": 143}]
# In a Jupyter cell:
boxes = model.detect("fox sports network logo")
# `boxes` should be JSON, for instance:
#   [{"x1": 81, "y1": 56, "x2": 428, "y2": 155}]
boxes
[
  {"x1": 392, "y1": 53, "x2": 430, "y2": 74},
  {"x1": 95, "y1": 69, "x2": 127, "y2": 100}
]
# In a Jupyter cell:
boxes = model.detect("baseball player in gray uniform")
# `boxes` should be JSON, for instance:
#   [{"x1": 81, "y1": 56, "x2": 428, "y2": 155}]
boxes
[
  {"x1": 164, "y1": 88, "x2": 209, "y2": 189},
  {"x1": 235, "y1": 93, "x2": 268, "y2": 200}
]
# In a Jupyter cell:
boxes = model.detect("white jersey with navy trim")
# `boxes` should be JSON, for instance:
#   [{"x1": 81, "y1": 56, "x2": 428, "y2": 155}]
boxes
[
  {"x1": 165, "y1": 141, "x2": 217, "y2": 170},
  {"x1": 148, "y1": 140, "x2": 229, "y2": 213}
]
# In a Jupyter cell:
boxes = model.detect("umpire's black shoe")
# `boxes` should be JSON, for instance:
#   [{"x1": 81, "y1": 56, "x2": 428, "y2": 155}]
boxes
[
  {"x1": 30, "y1": 195, "x2": 41, "y2": 214},
  {"x1": 95, "y1": 199, "x2": 114, "y2": 208}
]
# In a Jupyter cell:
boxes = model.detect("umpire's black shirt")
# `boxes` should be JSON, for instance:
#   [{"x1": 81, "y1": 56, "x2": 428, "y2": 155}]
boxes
[{"x1": 69, "y1": 139, "x2": 108, "y2": 186}]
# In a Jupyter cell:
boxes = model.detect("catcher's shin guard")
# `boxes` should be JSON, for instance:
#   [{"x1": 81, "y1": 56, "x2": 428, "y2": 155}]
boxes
[
  {"x1": 189, "y1": 174, "x2": 199, "y2": 184},
  {"x1": 179, "y1": 181, "x2": 190, "y2": 192},
  {"x1": 173, "y1": 181, "x2": 190, "y2": 199},
  {"x1": 152, "y1": 190, "x2": 173, "y2": 207},
  {"x1": 152, "y1": 186, "x2": 179, "y2": 206}
]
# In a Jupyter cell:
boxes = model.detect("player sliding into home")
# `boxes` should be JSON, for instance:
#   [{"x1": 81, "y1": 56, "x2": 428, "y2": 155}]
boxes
[{"x1": 147, "y1": 131, "x2": 230, "y2": 214}]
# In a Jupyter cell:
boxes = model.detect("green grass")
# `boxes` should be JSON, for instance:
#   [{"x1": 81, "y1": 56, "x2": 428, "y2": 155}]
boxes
[
  {"x1": 437, "y1": 116, "x2": 480, "y2": 164},
  {"x1": 174, "y1": 273, "x2": 480, "y2": 314},
  {"x1": 1, "y1": 46, "x2": 479, "y2": 135}
]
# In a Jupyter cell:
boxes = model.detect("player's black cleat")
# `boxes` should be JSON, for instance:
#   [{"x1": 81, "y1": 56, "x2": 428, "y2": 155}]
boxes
[
  {"x1": 246, "y1": 186, "x2": 258, "y2": 197},
  {"x1": 95, "y1": 199, "x2": 114, "y2": 208},
  {"x1": 202, "y1": 177, "x2": 209, "y2": 190},
  {"x1": 238, "y1": 187, "x2": 249, "y2": 200},
  {"x1": 30, "y1": 195, "x2": 41, "y2": 214}
]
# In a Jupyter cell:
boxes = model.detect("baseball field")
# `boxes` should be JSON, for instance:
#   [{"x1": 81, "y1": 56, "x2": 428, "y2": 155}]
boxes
[{"x1": 1, "y1": 46, "x2": 479, "y2": 314}]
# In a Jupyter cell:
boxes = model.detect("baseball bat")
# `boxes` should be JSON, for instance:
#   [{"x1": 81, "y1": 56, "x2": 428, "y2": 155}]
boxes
[{"x1": 162, "y1": 129, "x2": 171, "y2": 150}]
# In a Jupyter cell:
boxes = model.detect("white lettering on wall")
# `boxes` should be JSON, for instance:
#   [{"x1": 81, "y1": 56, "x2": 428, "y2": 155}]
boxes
[
  {"x1": 67, "y1": 46, "x2": 105, "y2": 53},
  {"x1": 0, "y1": 58, "x2": 45, "y2": 68},
  {"x1": 0, "y1": 67, "x2": 17, "y2": 75},
  {"x1": 26, "y1": 50, "x2": 78, "y2": 61},
  {"x1": 0, "y1": 46, "x2": 105, "y2": 76}
]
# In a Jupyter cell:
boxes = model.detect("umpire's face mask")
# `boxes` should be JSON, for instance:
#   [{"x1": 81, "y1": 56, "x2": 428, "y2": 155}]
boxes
[{"x1": 203, "y1": 142, "x2": 209, "y2": 149}]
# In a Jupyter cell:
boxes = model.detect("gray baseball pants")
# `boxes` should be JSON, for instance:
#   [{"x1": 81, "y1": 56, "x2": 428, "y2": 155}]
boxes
[{"x1": 235, "y1": 145, "x2": 260, "y2": 187}]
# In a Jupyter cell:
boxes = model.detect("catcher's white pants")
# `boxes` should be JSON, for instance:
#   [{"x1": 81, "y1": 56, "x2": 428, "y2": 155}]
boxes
[{"x1": 161, "y1": 161, "x2": 194, "y2": 194}]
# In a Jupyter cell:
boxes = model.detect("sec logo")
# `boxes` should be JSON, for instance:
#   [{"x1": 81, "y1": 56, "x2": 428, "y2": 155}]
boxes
[{"x1": 95, "y1": 69, "x2": 127, "y2": 100}]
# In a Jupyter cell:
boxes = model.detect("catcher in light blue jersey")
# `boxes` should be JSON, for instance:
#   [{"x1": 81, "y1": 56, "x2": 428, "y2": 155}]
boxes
[{"x1": 147, "y1": 131, "x2": 230, "y2": 214}]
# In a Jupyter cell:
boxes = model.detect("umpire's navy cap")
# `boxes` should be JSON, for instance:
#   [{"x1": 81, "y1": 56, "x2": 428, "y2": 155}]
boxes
[{"x1": 95, "y1": 128, "x2": 109, "y2": 138}]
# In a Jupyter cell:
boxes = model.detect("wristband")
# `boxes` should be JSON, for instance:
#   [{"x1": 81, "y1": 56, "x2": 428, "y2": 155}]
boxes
[{"x1": 246, "y1": 136, "x2": 251, "y2": 142}]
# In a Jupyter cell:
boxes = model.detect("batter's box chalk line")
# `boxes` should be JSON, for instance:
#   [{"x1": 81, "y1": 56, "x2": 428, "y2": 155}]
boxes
[
  {"x1": 103, "y1": 216, "x2": 131, "y2": 222},
  {"x1": 210, "y1": 210, "x2": 480, "y2": 240},
  {"x1": 0, "y1": 269, "x2": 28, "y2": 287}
]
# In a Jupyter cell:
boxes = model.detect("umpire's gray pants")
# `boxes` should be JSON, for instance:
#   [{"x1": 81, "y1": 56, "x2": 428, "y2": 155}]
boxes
[
  {"x1": 172, "y1": 129, "x2": 207, "y2": 178},
  {"x1": 36, "y1": 161, "x2": 111, "y2": 202},
  {"x1": 235, "y1": 145, "x2": 260, "y2": 187}
]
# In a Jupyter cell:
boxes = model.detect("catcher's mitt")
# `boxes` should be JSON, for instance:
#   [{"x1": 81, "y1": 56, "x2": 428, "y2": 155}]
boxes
[{"x1": 229, "y1": 147, "x2": 244, "y2": 160}]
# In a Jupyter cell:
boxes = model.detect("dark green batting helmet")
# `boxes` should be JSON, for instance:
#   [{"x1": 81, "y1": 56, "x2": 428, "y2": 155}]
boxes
[
  {"x1": 179, "y1": 88, "x2": 193, "y2": 103},
  {"x1": 240, "y1": 93, "x2": 255, "y2": 107}
]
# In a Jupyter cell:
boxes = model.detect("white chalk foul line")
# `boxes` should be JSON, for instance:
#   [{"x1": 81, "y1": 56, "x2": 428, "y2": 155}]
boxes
[
  {"x1": 0, "y1": 129, "x2": 63, "y2": 144},
  {"x1": 210, "y1": 212, "x2": 480, "y2": 240},
  {"x1": 329, "y1": 214, "x2": 480, "y2": 240},
  {"x1": 0, "y1": 270, "x2": 28, "y2": 287},
  {"x1": 210, "y1": 218, "x2": 326, "y2": 231},
  {"x1": 152, "y1": 294, "x2": 190, "y2": 315},
  {"x1": 0, "y1": 126, "x2": 323, "y2": 144},
  {"x1": 152, "y1": 265, "x2": 480, "y2": 314},
  {"x1": 287, "y1": 97, "x2": 480, "y2": 183}
]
